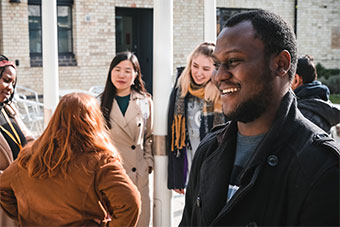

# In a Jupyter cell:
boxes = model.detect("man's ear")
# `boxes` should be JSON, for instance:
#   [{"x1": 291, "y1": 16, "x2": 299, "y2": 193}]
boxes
[
  {"x1": 291, "y1": 73, "x2": 303, "y2": 90},
  {"x1": 270, "y1": 50, "x2": 291, "y2": 78}
]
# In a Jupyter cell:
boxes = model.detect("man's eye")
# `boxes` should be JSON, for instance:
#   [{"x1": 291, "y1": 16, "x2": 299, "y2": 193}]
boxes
[
  {"x1": 213, "y1": 63, "x2": 221, "y2": 70},
  {"x1": 228, "y1": 59, "x2": 240, "y2": 67}
]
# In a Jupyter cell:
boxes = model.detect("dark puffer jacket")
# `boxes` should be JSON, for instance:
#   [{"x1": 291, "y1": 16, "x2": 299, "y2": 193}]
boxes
[
  {"x1": 294, "y1": 80, "x2": 340, "y2": 133},
  {"x1": 180, "y1": 90, "x2": 339, "y2": 226}
]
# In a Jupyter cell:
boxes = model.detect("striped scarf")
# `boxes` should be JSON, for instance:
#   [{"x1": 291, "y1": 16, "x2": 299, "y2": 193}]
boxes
[{"x1": 170, "y1": 82, "x2": 223, "y2": 154}]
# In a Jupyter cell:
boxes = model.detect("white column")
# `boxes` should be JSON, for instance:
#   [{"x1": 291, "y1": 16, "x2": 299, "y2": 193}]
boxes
[
  {"x1": 42, "y1": 0, "x2": 59, "y2": 125},
  {"x1": 153, "y1": 0, "x2": 173, "y2": 226},
  {"x1": 204, "y1": 0, "x2": 217, "y2": 43}
]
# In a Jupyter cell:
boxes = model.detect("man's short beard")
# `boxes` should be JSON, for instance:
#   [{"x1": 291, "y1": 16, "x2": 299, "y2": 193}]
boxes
[{"x1": 225, "y1": 69, "x2": 275, "y2": 123}]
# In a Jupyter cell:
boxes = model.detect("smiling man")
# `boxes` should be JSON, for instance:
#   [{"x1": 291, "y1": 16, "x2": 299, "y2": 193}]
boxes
[{"x1": 179, "y1": 10, "x2": 339, "y2": 226}]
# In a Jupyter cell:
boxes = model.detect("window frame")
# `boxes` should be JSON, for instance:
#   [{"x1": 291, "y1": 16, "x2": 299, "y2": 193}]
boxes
[
  {"x1": 28, "y1": 0, "x2": 76, "y2": 67},
  {"x1": 216, "y1": 8, "x2": 256, "y2": 35}
]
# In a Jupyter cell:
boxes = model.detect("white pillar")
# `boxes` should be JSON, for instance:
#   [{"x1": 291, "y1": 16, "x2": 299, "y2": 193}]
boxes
[
  {"x1": 42, "y1": 0, "x2": 59, "y2": 125},
  {"x1": 153, "y1": 0, "x2": 173, "y2": 226},
  {"x1": 204, "y1": 0, "x2": 217, "y2": 43}
]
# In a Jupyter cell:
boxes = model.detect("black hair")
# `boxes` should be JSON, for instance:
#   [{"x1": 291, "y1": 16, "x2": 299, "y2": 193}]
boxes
[
  {"x1": 0, "y1": 54, "x2": 10, "y2": 77},
  {"x1": 100, "y1": 51, "x2": 146, "y2": 128},
  {"x1": 225, "y1": 9, "x2": 297, "y2": 81},
  {"x1": 0, "y1": 54, "x2": 16, "y2": 103},
  {"x1": 296, "y1": 55, "x2": 317, "y2": 83}
]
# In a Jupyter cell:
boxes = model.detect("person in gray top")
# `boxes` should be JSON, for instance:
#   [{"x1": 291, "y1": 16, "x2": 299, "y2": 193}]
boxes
[{"x1": 291, "y1": 54, "x2": 340, "y2": 134}]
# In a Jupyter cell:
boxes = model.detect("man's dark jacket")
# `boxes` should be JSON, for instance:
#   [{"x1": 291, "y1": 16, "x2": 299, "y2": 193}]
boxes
[
  {"x1": 180, "y1": 90, "x2": 339, "y2": 226},
  {"x1": 294, "y1": 80, "x2": 340, "y2": 134}
]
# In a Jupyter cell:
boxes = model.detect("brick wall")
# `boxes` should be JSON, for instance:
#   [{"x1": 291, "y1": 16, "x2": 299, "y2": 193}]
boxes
[
  {"x1": 217, "y1": 0, "x2": 295, "y2": 26},
  {"x1": 1, "y1": 0, "x2": 31, "y2": 90},
  {"x1": 0, "y1": 0, "x2": 338, "y2": 94},
  {"x1": 216, "y1": 0, "x2": 340, "y2": 68},
  {"x1": 62, "y1": 0, "x2": 117, "y2": 92},
  {"x1": 173, "y1": 0, "x2": 204, "y2": 81},
  {"x1": 297, "y1": 0, "x2": 340, "y2": 68}
]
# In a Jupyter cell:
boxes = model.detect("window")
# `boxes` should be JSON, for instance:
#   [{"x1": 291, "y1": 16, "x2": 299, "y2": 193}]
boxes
[
  {"x1": 28, "y1": 5, "x2": 42, "y2": 55},
  {"x1": 57, "y1": 6, "x2": 73, "y2": 54},
  {"x1": 217, "y1": 8, "x2": 255, "y2": 35},
  {"x1": 28, "y1": 0, "x2": 76, "y2": 67}
]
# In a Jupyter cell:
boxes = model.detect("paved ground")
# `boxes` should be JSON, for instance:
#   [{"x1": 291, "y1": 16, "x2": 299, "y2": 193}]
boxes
[{"x1": 172, "y1": 193, "x2": 185, "y2": 226}]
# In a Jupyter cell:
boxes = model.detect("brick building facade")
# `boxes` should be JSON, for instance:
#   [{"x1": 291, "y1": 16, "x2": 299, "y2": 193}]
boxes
[{"x1": 0, "y1": 0, "x2": 339, "y2": 94}]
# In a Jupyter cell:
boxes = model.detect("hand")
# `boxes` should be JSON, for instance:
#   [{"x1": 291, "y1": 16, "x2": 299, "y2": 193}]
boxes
[
  {"x1": 148, "y1": 166, "x2": 153, "y2": 174},
  {"x1": 173, "y1": 188, "x2": 185, "y2": 194}
]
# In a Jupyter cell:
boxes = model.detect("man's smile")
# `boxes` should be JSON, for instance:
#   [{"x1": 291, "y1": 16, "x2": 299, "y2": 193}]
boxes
[{"x1": 222, "y1": 87, "x2": 241, "y2": 94}]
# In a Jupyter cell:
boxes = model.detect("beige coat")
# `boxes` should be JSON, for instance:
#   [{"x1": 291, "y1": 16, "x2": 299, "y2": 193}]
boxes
[
  {"x1": 0, "y1": 103, "x2": 34, "y2": 227},
  {"x1": 109, "y1": 91, "x2": 153, "y2": 227}
]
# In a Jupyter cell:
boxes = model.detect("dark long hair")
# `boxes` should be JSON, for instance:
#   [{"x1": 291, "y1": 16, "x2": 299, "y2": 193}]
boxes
[
  {"x1": 100, "y1": 51, "x2": 146, "y2": 128},
  {"x1": 0, "y1": 54, "x2": 17, "y2": 103}
]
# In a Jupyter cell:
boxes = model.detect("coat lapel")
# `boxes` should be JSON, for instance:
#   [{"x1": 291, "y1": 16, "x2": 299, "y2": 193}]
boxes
[
  {"x1": 110, "y1": 91, "x2": 147, "y2": 143},
  {"x1": 124, "y1": 96, "x2": 140, "y2": 125},
  {"x1": 0, "y1": 132, "x2": 13, "y2": 165},
  {"x1": 125, "y1": 92, "x2": 144, "y2": 144},
  {"x1": 110, "y1": 99, "x2": 134, "y2": 140}
]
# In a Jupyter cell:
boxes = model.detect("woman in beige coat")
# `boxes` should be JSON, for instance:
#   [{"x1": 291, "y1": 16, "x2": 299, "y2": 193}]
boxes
[
  {"x1": 0, "y1": 55, "x2": 34, "y2": 226},
  {"x1": 100, "y1": 51, "x2": 153, "y2": 227}
]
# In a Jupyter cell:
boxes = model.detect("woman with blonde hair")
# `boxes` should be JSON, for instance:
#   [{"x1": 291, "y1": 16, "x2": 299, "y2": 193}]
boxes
[
  {"x1": 0, "y1": 93, "x2": 141, "y2": 226},
  {"x1": 167, "y1": 42, "x2": 226, "y2": 194}
]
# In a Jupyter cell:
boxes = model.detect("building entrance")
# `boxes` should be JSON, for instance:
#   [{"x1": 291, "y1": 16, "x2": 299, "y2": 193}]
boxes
[{"x1": 115, "y1": 7, "x2": 153, "y2": 94}]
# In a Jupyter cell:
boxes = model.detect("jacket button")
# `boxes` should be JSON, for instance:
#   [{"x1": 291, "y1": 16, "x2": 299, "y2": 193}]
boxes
[
  {"x1": 131, "y1": 145, "x2": 136, "y2": 150},
  {"x1": 267, "y1": 155, "x2": 278, "y2": 166},
  {"x1": 246, "y1": 222, "x2": 257, "y2": 227},
  {"x1": 132, "y1": 167, "x2": 136, "y2": 172},
  {"x1": 196, "y1": 196, "x2": 201, "y2": 208}
]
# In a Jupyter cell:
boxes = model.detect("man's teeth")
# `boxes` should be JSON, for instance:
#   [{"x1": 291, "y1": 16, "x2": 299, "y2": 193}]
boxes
[{"x1": 222, "y1": 88, "x2": 240, "y2": 94}]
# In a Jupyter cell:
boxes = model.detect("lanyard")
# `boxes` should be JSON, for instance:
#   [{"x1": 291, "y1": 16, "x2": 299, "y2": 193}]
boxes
[{"x1": 0, "y1": 108, "x2": 22, "y2": 150}]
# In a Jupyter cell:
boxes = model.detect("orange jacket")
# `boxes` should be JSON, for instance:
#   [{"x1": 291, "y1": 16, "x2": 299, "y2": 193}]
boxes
[{"x1": 0, "y1": 153, "x2": 141, "y2": 226}]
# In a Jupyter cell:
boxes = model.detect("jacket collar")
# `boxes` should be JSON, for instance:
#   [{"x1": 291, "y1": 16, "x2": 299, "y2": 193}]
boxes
[
  {"x1": 110, "y1": 90, "x2": 147, "y2": 141},
  {"x1": 217, "y1": 90, "x2": 298, "y2": 161},
  {"x1": 212, "y1": 91, "x2": 299, "y2": 224},
  {"x1": 130, "y1": 90, "x2": 146, "y2": 100},
  {"x1": 214, "y1": 90, "x2": 300, "y2": 191},
  {"x1": 125, "y1": 90, "x2": 147, "y2": 123}
]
